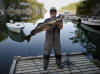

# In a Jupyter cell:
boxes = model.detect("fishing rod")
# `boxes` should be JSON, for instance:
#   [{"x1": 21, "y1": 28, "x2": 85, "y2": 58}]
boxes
[
  {"x1": 27, "y1": 43, "x2": 43, "y2": 74},
  {"x1": 28, "y1": 42, "x2": 49, "y2": 74}
]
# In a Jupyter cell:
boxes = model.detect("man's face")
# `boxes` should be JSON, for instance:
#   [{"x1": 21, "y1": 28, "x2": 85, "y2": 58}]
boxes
[{"x1": 50, "y1": 9, "x2": 57, "y2": 18}]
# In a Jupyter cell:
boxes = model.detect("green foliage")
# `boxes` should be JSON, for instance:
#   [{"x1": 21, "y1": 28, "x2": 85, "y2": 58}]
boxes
[
  {"x1": 76, "y1": 0, "x2": 96, "y2": 15},
  {"x1": 20, "y1": 0, "x2": 44, "y2": 8},
  {"x1": 0, "y1": 25, "x2": 8, "y2": 42},
  {"x1": 5, "y1": 0, "x2": 19, "y2": 8},
  {"x1": 5, "y1": 0, "x2": 45, "y2": 22},
  {"x1": 5, "y1": 0, "x2": 44, "y2": 10},
  {"x1": 60, "y1": 2, "x2": 80, "y2": 14},
  {"x1": 60, "y1": 0, "x2": 97, "y2": 15},
  {"x1": 27, "y1": 13, "x2": 44, "y2": 22}
]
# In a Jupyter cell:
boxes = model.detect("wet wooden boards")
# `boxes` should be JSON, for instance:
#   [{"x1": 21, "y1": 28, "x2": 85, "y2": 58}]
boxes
[{"x1": 9, "y1": 53, "x2": 100, "y2": 74}]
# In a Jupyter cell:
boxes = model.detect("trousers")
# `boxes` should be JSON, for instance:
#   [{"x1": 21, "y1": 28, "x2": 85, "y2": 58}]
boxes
[{"x1": 44, "y1": 27, "x2": 61, "y2": 56}]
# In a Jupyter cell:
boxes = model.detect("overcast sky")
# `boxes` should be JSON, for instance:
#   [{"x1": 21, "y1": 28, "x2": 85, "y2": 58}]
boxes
[{"x1": 37, "y1": 0, "x2": 81, "y2": 11}]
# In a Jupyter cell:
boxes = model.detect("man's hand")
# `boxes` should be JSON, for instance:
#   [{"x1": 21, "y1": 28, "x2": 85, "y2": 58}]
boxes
[
  {"x1": 57, "y1": 21, "x2": 63, "y2": 29},
  {"x1": 24, "y1": 35, "x2": 31, "y2": 42}
]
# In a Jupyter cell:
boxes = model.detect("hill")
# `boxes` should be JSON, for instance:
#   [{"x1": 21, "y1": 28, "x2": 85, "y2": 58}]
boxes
[{"x1": 59, "y1": 2, "x2": 80, "y2": 14}]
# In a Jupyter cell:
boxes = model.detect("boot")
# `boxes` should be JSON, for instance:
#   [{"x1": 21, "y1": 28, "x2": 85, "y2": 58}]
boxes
[
  {"x1": 43, "y1": 55, "x2": 50, "y2": 70},
  {"x1": 55, "y1": 54, "x2": 63, "y2": 69}
]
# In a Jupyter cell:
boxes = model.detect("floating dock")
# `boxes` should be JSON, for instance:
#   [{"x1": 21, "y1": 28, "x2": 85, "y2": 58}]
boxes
[{"x1": 9, "y1": 53, "x2": 100, "y2": 74}]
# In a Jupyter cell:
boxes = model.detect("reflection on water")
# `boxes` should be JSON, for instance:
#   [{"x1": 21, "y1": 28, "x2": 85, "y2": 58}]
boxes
[
  {"x1": 8, "y1": 30, "x2": 26, "y2": 42},
  {"x1": 80, "y1": 25, "x2": 100, "y2": 60},
  {"x1": 0, "y1": 14, "x2": 100, "y2": 74},
  {"x1": 0, "y1": 25, "x2": 8, "y2": 42},
  {"x1": 69, "y1": 25, "x2": 96, "y2": 50},
  {"x1": 0, "y1": 24, "x2": 26, "y2": 42},
  {"x1": 70, "y1": 22, "x2": 100, "y2": 60},
  {"x1": 7, "y1": 13, "x2": 44, "y2": 23}
]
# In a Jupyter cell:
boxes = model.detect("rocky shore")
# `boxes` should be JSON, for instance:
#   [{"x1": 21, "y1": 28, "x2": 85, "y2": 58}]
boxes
[{"x1": 0, "y1": 0, "x2": 46, "y2": 23}]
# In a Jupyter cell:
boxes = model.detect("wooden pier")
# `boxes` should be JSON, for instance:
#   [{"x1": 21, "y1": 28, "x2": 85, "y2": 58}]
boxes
[{"x1": 9, "y1": 53, "x2": 100, "y2": 74}]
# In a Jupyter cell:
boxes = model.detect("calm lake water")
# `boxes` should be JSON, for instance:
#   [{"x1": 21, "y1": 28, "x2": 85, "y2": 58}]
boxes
[{"x1": 0, "y1": 13, "x2": 100, "y2": 74}]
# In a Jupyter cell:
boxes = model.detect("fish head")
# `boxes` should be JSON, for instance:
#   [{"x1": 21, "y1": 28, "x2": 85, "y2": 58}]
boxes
[
  {"x1": 56, "y1": 14, "x2": 64, "y2": 21},
  {"x1": 58, "y1": 14, "x2": 65, "y2": 19}
]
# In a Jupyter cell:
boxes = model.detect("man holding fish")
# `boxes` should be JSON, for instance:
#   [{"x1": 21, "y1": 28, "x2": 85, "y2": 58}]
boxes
[{"x1": 25, "y1": 7, "x2": 63, "y2": 70}]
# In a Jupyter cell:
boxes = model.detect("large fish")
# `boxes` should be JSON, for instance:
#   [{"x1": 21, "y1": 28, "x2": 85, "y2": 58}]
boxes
[{"x1": 25, "y1": 14, "x2": 64, "y2": 42}]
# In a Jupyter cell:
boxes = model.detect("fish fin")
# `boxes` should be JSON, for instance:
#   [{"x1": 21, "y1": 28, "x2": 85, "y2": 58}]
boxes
[{"x1": 35, "y1": 23, "x2": 43, "y2": 28}]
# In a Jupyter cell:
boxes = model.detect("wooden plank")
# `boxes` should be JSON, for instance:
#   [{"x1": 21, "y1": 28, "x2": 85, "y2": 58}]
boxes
[
  {"x1": 16, "y1": 65, "x2": 34, "y2": 69},
  {"x1": 10, "y1": 53, "x2": 100, "y2": 74},
  {"x1": 81, "y1": 67, "x2": 99, "y2": 72},
  {"x1": 17, "y1": 63, "x2": 35, "y2": 67},
  {"x1": 16, "y1": 66, "x2": 37, "y2": 71},
  {"x1": 9, "y1": 60, "x2": 17, "y2": 74},
  {"x1": 63, "y1": 59, "x2": 89, "y2": 63},
  {"x1": 70, "y1": 58, "x2": 89, "y2": 62},
  {"x1": 78, "y1": 65, "x2": 96, "y2": 69},
  {"x1": 82, "y1": 70, "x2": 100, "y2": 74},
  {"x1": 15, "y1": 69, "x2": 39, "y2": 74},
  {"x1": 21, "y1": 72, "x2": 40, "y2": 74},
  {"x1": 19, "y1": 52, "x2": 83, "y2": 60},
  {"x1": 69, "y1": 56, "x2": 88, "y2": 59},
  {"x1": 17, "y1": 62, "x2": 35, "y2": 66},
  {"x1": 48, "y1": 72, "x2": 58, "y2": 74},
  {"x1": 73, "y1": 61, "x2": 91, "y2": 64},
  {"x1": 75, "y1": 63, "x2": 93, "y2": 67},
  {"x1": 57, "y1": 72, "x2": 66, "y2": 74},
  {"x1": 66, "y1": 52, "x2": 83, "y2": 56},
  {"x1": 63, "y1": 71, "x2": 71, "y2": 74},
  {"x1": 71, "y1": 69, "x2": 81, "y2": 73}
]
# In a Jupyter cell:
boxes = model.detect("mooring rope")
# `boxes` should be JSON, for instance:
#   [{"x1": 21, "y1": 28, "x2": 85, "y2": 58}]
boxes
[
  {"x1": 65, "y1": 49, "x2": 83, "y2": 74},
  {"x1": 64, "y1": 49, "x2": 73, "y2": 74}
]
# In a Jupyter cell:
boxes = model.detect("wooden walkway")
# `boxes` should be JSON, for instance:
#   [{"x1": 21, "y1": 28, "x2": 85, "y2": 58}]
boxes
[{"x1": 9, "y1": 53, "x2": 100, "y2": 74}]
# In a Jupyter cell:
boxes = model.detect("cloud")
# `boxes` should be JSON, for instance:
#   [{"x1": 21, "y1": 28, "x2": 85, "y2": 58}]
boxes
[{"x1": 37, "y1": 0, "x2": 80, "y2": 11}]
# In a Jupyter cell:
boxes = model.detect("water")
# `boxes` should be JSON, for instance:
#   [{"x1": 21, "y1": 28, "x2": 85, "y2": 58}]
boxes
[{"x1": 0, "y1": 13, "x2": 100, "y2": 74}]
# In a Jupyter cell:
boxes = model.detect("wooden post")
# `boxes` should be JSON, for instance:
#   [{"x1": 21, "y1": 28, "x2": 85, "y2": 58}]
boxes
[
  {"x1": 9, "y1": 60, "x2": 17, "y2": 74},
  {"x1": 9, "y1": 56, "x2": 21, "y2": 74}
]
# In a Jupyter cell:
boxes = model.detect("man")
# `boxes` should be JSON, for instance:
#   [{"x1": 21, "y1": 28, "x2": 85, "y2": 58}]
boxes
[
  {"x1": 25, "y1": 7, "x2": 63, "y2": 70},
  {"x1": 43, "y1": 7, "x2": 63, "y2": 70}
]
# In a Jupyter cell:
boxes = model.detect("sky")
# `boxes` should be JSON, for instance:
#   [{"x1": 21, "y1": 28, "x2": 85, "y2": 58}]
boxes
[{"x1": 37, "y1": 0, "x2": 81, "y2": 11}]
